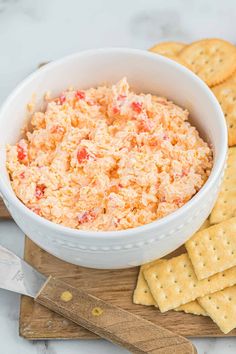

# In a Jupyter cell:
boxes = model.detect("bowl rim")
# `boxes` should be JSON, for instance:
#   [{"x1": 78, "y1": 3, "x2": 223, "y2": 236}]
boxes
[{"x1": 0, "y1": 47, "x2": 228, "y2": 240}]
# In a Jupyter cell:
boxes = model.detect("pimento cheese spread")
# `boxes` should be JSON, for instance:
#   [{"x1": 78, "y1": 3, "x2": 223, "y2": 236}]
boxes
[{"x1": 6, "y1": 78, "x2": 213, "y2": 231}]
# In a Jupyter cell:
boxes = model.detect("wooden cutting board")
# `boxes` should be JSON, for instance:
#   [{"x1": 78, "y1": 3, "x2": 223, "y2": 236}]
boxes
[
  {"x1": 1, "y1": 199, "x2": 236, "y2": 338},
  {"x1": 0, "y1": 198, "x2": 10, "y2": 218}
]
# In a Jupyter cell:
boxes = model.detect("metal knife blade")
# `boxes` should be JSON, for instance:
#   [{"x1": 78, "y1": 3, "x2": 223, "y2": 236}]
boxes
[{"x1": 0, "y1": 245, "x2": 46, "y2": 297}]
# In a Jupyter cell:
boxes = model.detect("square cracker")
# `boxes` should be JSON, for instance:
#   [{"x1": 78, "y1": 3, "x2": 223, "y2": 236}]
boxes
[
  {"x1": 133, "y1": 260, "x2": 207, "y2": 316},
  {"x1": 198, "y1": 285, "x2": 236, "y2": 334},
  {"x1": 210, "y1": 147, "x2": 236, "y2": 224},
  {"x1": 133, "y1": 218, "x2": 210, "y2": 305},
  {"x1": 133, "y1": 260, "x2": 163, "y2": 306},
  {"x1": 185, "y1": 217, "x2": 236, "y2": 280},
  {"x1": 144, "y1": 253, "x2": 236, "y2": 312}
]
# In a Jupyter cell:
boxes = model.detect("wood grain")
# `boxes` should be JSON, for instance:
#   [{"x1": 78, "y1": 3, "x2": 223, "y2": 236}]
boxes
[
  {"x1": 0, "y1": 198, "x2": 10, "y2": 219},
  {"x1": 36, "y1": 276, "x2": 196, "y2": 354},
  {"x1": 19, "y1": 237, "x2": 236, "y2": 340}
]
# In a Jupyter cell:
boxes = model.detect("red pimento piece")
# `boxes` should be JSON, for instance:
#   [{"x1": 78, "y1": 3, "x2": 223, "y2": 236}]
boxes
[
  {"x1": 75, "y1": 90, "x2": 85, "y2": 100},
  {"x1": 181, "y1": 168, "x2": 189, "y2": 177},
  {"x1": 131, "y1": 101, "x2": 142, "y2": 113},
  {"x1": 112, "y1": 106, "x2": 120, "y2": 115},
  {"x1": 19, "y1": 172, "x2": 25, "y2": 179},
  {"x1": 78, "y1": 210, "x2": 96, "y2": 224},
  {"x1": 58, "y1": 95, "x2": 66, "y2": 105},
  {"x1": 35, "y1": 184, "x2": 46, "y2": 200},
  {"x1": 77, "y1": 147, "x2": 90, "y2": 164},
  {"x1": 17, "y1": 144, "x2": 27, "y2": 161},
  {"x1": 117, "y1": 94, "x2": 126, "y2": 101}
]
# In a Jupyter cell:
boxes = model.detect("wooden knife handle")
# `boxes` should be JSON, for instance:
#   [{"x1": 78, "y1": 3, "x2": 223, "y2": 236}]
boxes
[{"x1": 35, "y1": 276, "x2": 197, "y2": 354}]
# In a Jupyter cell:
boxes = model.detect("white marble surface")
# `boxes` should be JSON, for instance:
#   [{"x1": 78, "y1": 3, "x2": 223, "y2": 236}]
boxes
[{"x1": 0, "y1": 0, "x2": 236, "y2": 352}]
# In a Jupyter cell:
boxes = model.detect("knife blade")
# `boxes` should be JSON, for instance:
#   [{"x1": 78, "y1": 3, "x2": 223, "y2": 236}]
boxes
[
  {"x1": 0, "y1": 244, "x2": 196, "y2": 354},
  {"x1": 0, "y1": 245, "x2": 46, "y2": 297}
]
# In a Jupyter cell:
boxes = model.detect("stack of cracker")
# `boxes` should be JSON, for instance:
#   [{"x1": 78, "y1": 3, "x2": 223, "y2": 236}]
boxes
[
  {"x1": 133, "y1": 148, "x2": 236, "y2": 333},
  {"x1": 133, "y1": 38, "x2": 236, "y2": 334}
]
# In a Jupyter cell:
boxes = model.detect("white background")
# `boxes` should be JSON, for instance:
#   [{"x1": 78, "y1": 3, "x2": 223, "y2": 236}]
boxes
[{"x1": 0, "y1": 0, "x2": 236, "y2": 353}]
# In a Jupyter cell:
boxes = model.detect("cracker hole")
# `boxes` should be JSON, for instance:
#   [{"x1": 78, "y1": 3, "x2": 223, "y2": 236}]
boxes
[
  {"x1": 231, "y1": 251, "x2": 234, "y2": 255},
  {"x1": 193, "y1": 284, "x2": 197, "y2": 288},
  {"x1": 188, "y1": 274, "x2": 192, "y2": 278},
  {"x1": 208, "y1": 279, "x2": 211, "y2": 282},
  {"x1": 217, "y1": 257, "x2": 220, "y2": 261},
  {"x1": 174, "y1": 280, "x2": 178, "y2": 284},
  {"x1": 230, "y1": 124, "x2": 234, "y2": 128},
  {"x1": 156, "y1": 275, "x2": 158, "y2": 279},
  {"x1": 218, "y1": 58, "x2": 223, "y2": 63},
  {"x1": 216, "y1": 306, "x2": 220, "y2": 310},
  {"x1": 199, "y1": 252, "x2": 202, "y2": 256},
  {"x1": 183, "y1": 264, "x2": 187, "y2": 268},
  {"x1": 208, "y1": 296, "x2": 212, "y2": 300},
  {"x1": 222, "y1": 273, "x2": 225, "y2": 277},
  {"x1": 227, "y1": 241, "x2": 230, "y2": 245},
  {"x1": 224, "y1": 315, "x2": 228, "y2": 319},
  {"x1": 144, "y1": 290, "x2": 148, "y2": 294},
  {"x1": 228, "y1": 297, "x2": 232, "y2": 301}
]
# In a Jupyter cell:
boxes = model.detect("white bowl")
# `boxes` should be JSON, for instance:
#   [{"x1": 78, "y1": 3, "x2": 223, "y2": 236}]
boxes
[{"x1": 0, "y1": 48, "x2": 227, "y2": 269}]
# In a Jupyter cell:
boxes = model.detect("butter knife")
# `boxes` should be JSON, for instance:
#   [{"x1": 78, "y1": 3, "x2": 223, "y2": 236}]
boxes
[{"x1": 0, "y1": 244, "x2": 196, "y2": 354}]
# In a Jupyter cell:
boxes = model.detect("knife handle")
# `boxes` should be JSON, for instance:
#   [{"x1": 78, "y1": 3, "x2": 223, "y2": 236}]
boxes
[{"x1": 35, "y1": 276, "x2": 197, "y2": 354}]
